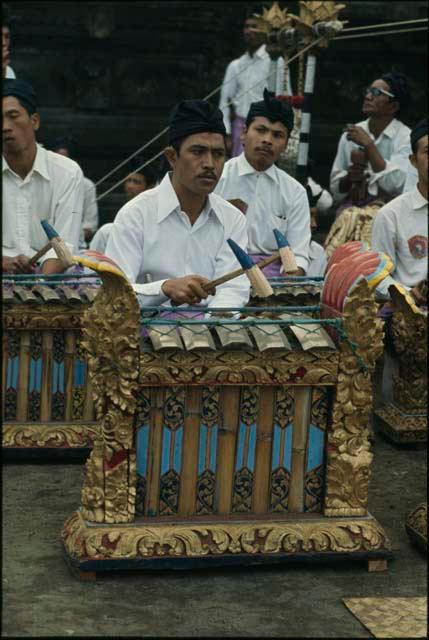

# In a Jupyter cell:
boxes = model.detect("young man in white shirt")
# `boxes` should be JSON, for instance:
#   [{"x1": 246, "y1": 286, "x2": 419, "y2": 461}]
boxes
[
  {"x1": 219, "y1": 16, "x2": 291, "y2": 158},
  {"x1": 215, "y1": 89, "x2": 311, "y2": 277},
  {"x1": 330, "y1": 72, "x2": 412, "y2": 216},
  {"x1": 104, "y1": 99, "x2": 249, "y2": 309},
  {"x1": 372, "y1": 119, "x2": 428, "y2": 304},
  {"x1": 52, "y1": 137, "x2": 99, "y2": 248},
  {"x1": 2, "y1": 79, "x2": 84, "y2": 274}
]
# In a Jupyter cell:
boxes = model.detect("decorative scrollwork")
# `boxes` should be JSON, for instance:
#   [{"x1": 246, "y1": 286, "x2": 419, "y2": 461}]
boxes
[
  {"x1": 2, "y1": 422, "x2": 99, "y2": 448},
  {"x1": 196, "y1": 469, "x2": 216, "y2": 515},
  {"x1": 270, "y1": 467, "x2": 290, "y2": 512}
]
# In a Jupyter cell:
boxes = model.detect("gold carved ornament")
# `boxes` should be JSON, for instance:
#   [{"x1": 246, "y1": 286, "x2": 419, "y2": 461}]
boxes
[
  {"x1": 324, "y1": 202, "x2": 383, "y2": 259},
  {"x1": 2, "y1": 423, "x2": 99, "y2": 448},
  {"x1": 77, "y1": 261, "x2": 140, "y2": 524},
  {"x1": 62, "y1": 510, "x2": 390, "y2": 562},
  {"x1": 389, "y1": 284, "x2": 427, "y2": 411},
  {"x1": 324, "y1": 279, "x2": 385, "y2": 516}
]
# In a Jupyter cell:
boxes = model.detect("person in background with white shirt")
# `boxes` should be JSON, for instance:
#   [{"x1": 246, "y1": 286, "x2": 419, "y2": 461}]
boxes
[
  {"x1": 219, "y1": 15, "x2": 291, "y2": 158},
  {"x1": 104, "y1": 99, "x2": 249, "y2": 308},
  {"x1": 215, "y1": 89, "x2": 311, "y2": 277},
  {"x1": 2, "y1": 7, "x2": 16, "y2": 79},
  {"x1": 330, "y1": 72, "x2": 412, "y2": 217},
  {"x1": 2, "y1": 79, "x2": 84, "y2": 274},
  {"x1": 52, "y1": 137, "x2": 99, "y2": 248},
  {"x1": 305, "y1": 175, "x2": 332, "y2": 278},
  {"x1": 371, "y1": 118, "x2": 427, "y2": 305}
]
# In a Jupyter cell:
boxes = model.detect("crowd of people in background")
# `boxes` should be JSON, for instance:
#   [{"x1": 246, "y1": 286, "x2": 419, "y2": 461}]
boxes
[{"x1": 2, "y1": 7, "x2": 427, "y2": 310}]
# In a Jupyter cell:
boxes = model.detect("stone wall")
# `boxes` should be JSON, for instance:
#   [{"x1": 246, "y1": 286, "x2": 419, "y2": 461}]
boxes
[{"x1": 7, "y1": 1, "x2": 428, "y2": 223}]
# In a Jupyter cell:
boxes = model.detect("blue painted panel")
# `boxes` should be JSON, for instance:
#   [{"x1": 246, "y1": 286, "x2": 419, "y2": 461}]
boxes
[
  {"x1": 12, "y1": 358, "x2": 19, "y2": 389},
  {"x1": 198, "y1": 424, "x2": 207, "y2": 475},
  {"x1": 235, "y1": 422, "x2": 247, "y2": 470},
  {"x1": 173, "y1": 427, "x2": 183, "y2": 472},
  {"x1": 306, "y1": 424, "x2": 325, "y2": 471},
  {"x1": 136, "y1": 425, "x2": 149, "y2": 476},
  {"x1": 29, "y1": 358, "x2": 42, "y2": 392},
  {"x1": 209, "y1": 425, "x2": 218, "y2": 472},
  {"x1": 161, "y1": 427, "x2": 171, "y2": 475},
  {"x1": 283, "y1": 424, "x2": 293, "y2": 471},
  {"x1": 35, "y1": 358, "x2": 42, "y2": 390},
  {"x1": 29, "y1": 358, "x2": 35, "y2": 391},
  {"x1": 272, "y1": 424, "x2": 281, "y2": 470},
  {"x1": 52, "y1": 362, "x2": 65, "y2": 393},
  {"x1": 247, "y1": 423, "x2": 257, "y2": 472},
  {"x1": 74, "y1": 359, "x2": 86, "y2": 386}
]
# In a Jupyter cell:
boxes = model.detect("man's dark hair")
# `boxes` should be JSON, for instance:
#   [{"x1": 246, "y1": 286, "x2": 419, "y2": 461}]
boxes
[
  {"x1": 51, "y1": 136, "x2": 77, "y2": 156},
  {"x1": 2, "y1": 4, "x2": 12, "y2": 28},
  {"x1": 381, "y1": 71, "x2": 411, "y2": 116},
  {"x1": 410, "y1": 118, "x2": 428, "y2": 154},
  {"x1": 129, "y1": 155, "x2": 158, "y2": 187}
]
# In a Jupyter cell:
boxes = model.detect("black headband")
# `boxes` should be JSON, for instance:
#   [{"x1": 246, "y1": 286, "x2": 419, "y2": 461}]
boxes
[
  {"x1": 246, "y1": 88, "x2": 294, "y2": 133},
  {"x1": 168, "y1": 99, "x2": 226, "y2": 145},
  {"x1": 3, "y1": 78, "x2": 38, "y2": 115}
]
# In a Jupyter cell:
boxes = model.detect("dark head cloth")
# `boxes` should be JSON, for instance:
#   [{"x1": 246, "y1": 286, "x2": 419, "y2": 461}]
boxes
[
  {"x1": 3, "y1": 78, "x2": 38, "y2": 115},
  {"x1": 381, "y1": 71, "x2": 411, "y2": 111},
  {"x1": 246, "y1": 88, "x2": 294, "y2": 133},
  {"x1": 168, "y1": 99, "x2": 226, "y2": 144},
  {"x1": 410, "y1": 118, "x2": 428, "y2": 151}
]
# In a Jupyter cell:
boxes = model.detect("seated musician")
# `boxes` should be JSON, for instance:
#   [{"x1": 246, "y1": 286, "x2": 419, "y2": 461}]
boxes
[
  {"x1": 371, "y1": 119, "x2": 428, "y2": 305},
  {"x1": 306, "y1": 182, "x2": 328, "y2": 278},
  {"x1": 104, "y1": 99, "x2": 250, "y2": 308},
  {"x1": 2, "y1": 79, "x2": 84, "y2": 274},
  {"x1": 215, "y1": 88, "x2": 311, "y2": 277},
  {"x1": 330, "y1": 72, "x2": 412, "y2": 217}
]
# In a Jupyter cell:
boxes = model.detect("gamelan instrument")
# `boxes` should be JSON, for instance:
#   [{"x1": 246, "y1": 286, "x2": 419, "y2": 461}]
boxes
[{"x1": 61, "y1": 244, "x2": 393, "y2": 578}]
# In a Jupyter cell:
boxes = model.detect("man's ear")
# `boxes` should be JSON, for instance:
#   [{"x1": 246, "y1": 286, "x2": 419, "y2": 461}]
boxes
[
  {"x1": 239, "y1": 126, "x2": 248, "y2": 145},
  {"x1": 410, "y1": 152, "x2": 417, "y2": 171},
  {"x1": 31, "y1": 112, "x2": 41, "y2": 132},
  {"x1": 389, "y1": 100, "x2": 400, "y2": 117},
  {"x1": 164, "y1": 146, "x2": 178, "y2": 169}
]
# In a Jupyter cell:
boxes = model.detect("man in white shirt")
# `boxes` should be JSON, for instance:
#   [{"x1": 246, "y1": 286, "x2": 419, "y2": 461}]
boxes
[
  {"x1": 330, "y1": 72, "x2": 412, "y2": 216},
  {"x1": 52, "y1": 137, "x2": 99, "y2": 248},
  {"x1": 215, "y1": 89, "x2": 311, "y2": 277},
  {"x1": 305, "y1": 177, "x2": 331, "y2": 278},
  {"x1": 372, "y1": 119, "x2": 428, "y2": 304},
  {"x1": 2, "y1": 79, "x2": 84, "y2": 274},
  {"x1": 104, "y1": 99, "x2": 249, "y2": 308},
  {"x1": 219, "y1": 15, "x2": 291, "y2": 158}
]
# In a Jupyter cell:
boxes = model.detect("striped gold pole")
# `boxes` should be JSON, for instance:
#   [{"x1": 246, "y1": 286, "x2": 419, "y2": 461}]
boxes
[
  {"x1": 40, "y1": 332, "x2": 53, "y2": 421},
  {"x1": 178, "y1": 387, "x2": 202, "y2": 516},
  {"x1": 253, "y1": 387, "x2": 275, "y2": 514},
  {"x1": 145, "y1": 388, "x2": 165, "y2": 517},
  {"x1": 288, "y1": 387, "x2": 312, "y2": 512},
  {"x1": 216, "y1": 386, "x2": 241, "y2": 515},
  {"x1": 64, "y1": 332, "x2": 75, "y2": 421},
  {"x1": 16, "y1": 331, "x2": 31, "y2": 421}
]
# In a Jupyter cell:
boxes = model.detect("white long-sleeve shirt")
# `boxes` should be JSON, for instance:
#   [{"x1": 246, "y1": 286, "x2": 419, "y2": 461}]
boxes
[
  {"x1": 2, "y1": 144, "x2": 84, "y2": 261},
  {"x1": 104, "y1": 173, "x2": 250, "y2": 308},
  {"x1": 215, "y1": 153, "x2": 311, "y2": 272},
  {"x1": 330, "y1": 118, "x2": 411, "y2": 205},
  {"x1": 79, "y1": 176, "x2": 99, "y2": 248},
  {"x1": 307, "y1": 241, "x2": 327, "y2": 277},
  {"x1": 219, "y1": 45, "x2": 292, "y2": 135},
  {"x1": 371, "y1": 186, "x2": 428, "y2": 298}
]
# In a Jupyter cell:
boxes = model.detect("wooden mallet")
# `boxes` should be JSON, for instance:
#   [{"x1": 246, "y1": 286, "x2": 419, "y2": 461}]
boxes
[
  {"x1": 202, "y1": 239, "x2": 274, "y2": 298},
  {"x1": 273, "y1": 228, "x2": 298, "y2": 273},
  {"x1": 38, "y1": 220, "x2": 75, "y2": 269}
]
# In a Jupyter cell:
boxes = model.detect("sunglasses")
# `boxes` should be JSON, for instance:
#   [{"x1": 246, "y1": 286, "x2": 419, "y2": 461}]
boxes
[{"x1": 364, "y1": 86, "x2": 395, "y2": 99}]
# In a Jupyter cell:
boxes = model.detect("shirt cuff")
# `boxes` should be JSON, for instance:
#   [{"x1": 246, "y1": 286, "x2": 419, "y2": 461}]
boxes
[
  {"x1": 132, "y1": 279, "x2": 169, "y2": 301},
  {"x1": 295, "y1": 256, "x2": 310, "y2": 273}
]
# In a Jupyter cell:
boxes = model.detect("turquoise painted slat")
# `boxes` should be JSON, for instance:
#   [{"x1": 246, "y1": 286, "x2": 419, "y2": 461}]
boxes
[
  {"x1": 12, "y1": 357, "x2": 19, "y2": 389},
  {"x1": 161, "y1": 427, "x2": 171, "y2": 475},
  {"x1": 35, "y1": 357, "x2": 42, "y2": 391},
  {"x1": 247, "y1": 423, "x2": 257, "y2": 472},
  {"x1": 235, "y1": 422, "x2": 246, "y2": 470},
  {"x1": 209, "y1": 425, "x2": 218, "y2": 472},
  {"x1": 283, "y1": 424, "x2": 293, "y2": 471},
  {"x1": 136, "y1": 425, "x2": 149, "y2": 477},
  {"x1": 74, "y1": 359, "x2": 86, "y2": 386},
  {"x1": 29, "y1": 358, "x2": 35, "y2": 391},
  {"x1": 198, "y1": 424, "x2": 207, "y2": 475},
  {"x1": 52, "y1": 362, "x2": 65, "y2": 393},
  {"x1": 173, "y1": 427, "x2": 183, "y2": 472},
  {"x1": 306, "y1": 424, "x2": 325, "y2": 471},
  {"x1": 272, "y1": 424, "x2": 281, "y2": 470}
]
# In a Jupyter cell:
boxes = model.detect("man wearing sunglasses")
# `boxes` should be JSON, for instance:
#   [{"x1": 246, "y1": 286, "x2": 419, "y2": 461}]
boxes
[{"x1": 330, "y1": 71, "x2": 412, "y2": 215}]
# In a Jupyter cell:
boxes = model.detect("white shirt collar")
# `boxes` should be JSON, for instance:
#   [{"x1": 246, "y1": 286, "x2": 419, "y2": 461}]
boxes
[
  {"x1": 236, "y1": 152, "x2": 279, "y2": 183},
  {"x1": 410, "y1": 185, "x2": 428, "y2": 210},
  {"x1": 156, "y1": 172, "x2": 224, "y2": 225},
  {"x1": 2, "y1": 143, "x2": 50, "y2": 181},
  {"x1": 361, "y1": 118, "x2": 399, "y2": 140},
  {"x1": 245, "y1": 44, "x2": 267, "y2": 60}
]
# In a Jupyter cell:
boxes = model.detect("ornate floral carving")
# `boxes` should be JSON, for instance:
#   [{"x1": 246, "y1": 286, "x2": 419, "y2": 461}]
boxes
[
  {"x1": 405, "y1": 502, "x2": 427, "y2": 553},
  {"x1": 324, "y1": 280, "x2": 383, "y2": 516},
  {"x1": 80, "y1": 268, "x2": 140, "y2": 524},
  {"x1": 324, "y1": 203, "x2": 382, "y2": 259},
  {"x1": 62, "y1": 510, "x2": 391, "y2": 562},
  {"x1": 3, "y1": 306, "x2": 87, "y2": 330},
  {"x1": 196, "y1": 469, "x2": 216, "y2": 515},
  {"x1": 139, "y1": 350, "x2": 339, "y2": 387},
  {"x1": 271, "y1": 468, "x2": 290, "y2": 512},
  {"x1": 2, "y1": 422, "x2": 99, "y2": 448}
]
